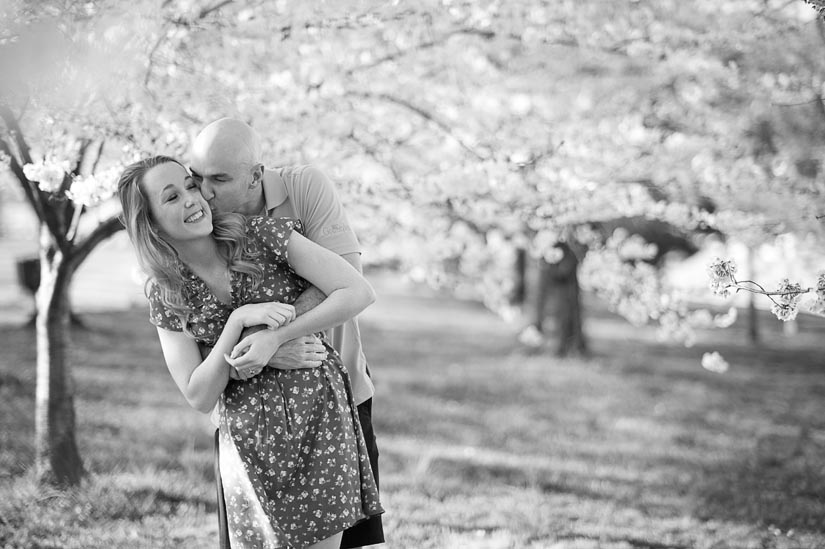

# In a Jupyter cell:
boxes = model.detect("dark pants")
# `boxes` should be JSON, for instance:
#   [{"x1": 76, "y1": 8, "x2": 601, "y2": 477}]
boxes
[{"x1": 215, "y1": 398, "x2": 384, "y2": 548}]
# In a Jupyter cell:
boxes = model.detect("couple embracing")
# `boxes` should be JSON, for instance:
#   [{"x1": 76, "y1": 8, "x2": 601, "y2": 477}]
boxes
[{"x1": 117, "y1": 118, "x2": 385, "y2": 549}]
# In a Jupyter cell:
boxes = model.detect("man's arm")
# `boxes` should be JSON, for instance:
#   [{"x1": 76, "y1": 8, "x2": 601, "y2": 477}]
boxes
[
  {"x1": 267, "y1": 252, "x2": 361, "y2": 368},
  {"x1": 291, "y1": 252, "x2": 362, "y2": 315},
  {"x1": 267, "y1": 166, "x2": 363, "y2": 369}
]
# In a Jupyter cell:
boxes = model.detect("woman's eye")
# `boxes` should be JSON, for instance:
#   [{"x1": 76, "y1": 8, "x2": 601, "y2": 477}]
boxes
[{"x1": 165, "y1": 194, "x2": 178, "y2": 202}]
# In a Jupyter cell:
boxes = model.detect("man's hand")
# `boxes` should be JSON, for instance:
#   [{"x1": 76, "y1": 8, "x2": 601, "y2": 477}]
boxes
[{"x1": 269, "y1": 335, "x2": 327, "y2": 369}]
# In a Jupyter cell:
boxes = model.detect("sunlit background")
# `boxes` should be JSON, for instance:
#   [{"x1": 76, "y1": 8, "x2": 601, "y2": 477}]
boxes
[{"x1": 1, "y1": 1, "x2": 825, "y2": 547}]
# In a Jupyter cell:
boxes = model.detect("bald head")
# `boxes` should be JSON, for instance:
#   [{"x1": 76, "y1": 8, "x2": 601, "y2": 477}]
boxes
[
  {"x1": 192, "y1": 118, "x2": 262, "y2": 167},
  {"x1": 189, "y1": 118, "x2": 266, "y2": 216}
]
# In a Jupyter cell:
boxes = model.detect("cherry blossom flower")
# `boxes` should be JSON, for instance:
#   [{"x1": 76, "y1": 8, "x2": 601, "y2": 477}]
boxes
[
  {"x1": 66, "y1": 168, "x2": 119, "y2": 207},
  {"x1": 707, "y1": 257, "x2": 737, "y2": 298},
  {"x1": 701, "y1": 351, "x2": 730, "y2": 373},
  {"x1": 22, "y1": 159, "x2": 69, "y2": 193},
  {"x1": 770, "y1": 279, "x2": 804, "y2": 322}
]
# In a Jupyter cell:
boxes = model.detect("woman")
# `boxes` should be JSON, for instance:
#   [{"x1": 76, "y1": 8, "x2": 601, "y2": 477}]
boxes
[{"x1": 117, "y1": 156, "x2": 383, "y2": 549}]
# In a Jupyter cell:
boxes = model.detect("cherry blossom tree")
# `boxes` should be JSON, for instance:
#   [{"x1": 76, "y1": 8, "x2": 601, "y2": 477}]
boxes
[
  {"x1": 0, "y1": 1, "x2": 190, "y2": 485},
  {"x1": 5, "y1": 0, "x2": 825, "y2": 485}
]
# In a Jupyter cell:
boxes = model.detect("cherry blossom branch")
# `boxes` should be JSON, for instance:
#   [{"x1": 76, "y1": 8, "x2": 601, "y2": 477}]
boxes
[
  {"x1": 67, "y1": 215, "x2": 124, "y2": 275},
  {"x1": 0, "y1": 108, "x2": 70, "y2": 252},
  {"x1": 707, "y1": 258, "x2": 825, "y2": 321},
  {"x1": 345, "y1": 28, "x2": 495, "y2": 75},
  {"x1": 347, "y1": 90, "x2": 487, "y2": 160},
  {"x1": 0, "y1": 137, "x2": 49, "y2": 223}
]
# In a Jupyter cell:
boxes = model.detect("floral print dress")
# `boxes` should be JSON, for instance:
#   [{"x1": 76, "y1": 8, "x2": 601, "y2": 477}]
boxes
[{"x1": 148, "y1": 216, "x2": 383, "y2": 548}]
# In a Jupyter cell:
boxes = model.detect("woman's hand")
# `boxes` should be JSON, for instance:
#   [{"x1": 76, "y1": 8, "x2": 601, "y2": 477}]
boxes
[
  {"x1": 230, "y1": 302, "x2": 295, "y2": 330},
  {"x1": 225, "y1": 327, "x2": 284, "y2": 378}
]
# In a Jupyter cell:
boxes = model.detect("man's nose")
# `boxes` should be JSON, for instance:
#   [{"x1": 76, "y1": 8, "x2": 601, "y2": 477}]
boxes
[{"x1": 199, "y1": 181, "x2": 214, "y2": 200}]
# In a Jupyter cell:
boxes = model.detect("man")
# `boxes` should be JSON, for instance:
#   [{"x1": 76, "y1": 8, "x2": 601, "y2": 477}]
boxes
[{"x1": 190, "y1": 118, "x2": 384, "y2": 549}]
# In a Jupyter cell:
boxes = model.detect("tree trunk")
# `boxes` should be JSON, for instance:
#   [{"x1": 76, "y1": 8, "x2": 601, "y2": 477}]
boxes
[
  {"x1": 747, "y1": 291, "x2": 759, "y2": 344},
  {"x1": 746, "y1": 246, "x2": 760, "y2": 345},
  {"x1": 511, "y1": 247, "x2": 527, "y2": 305},
  {"x1": 530, "y1": 258, "x2": 553, "y2": 333},
  {"x1": 34, "y1": 233, "x2": 83, "y2": 486},
  {"x1": 548, "y1": 244, "x2": 587, "y2": 357}
]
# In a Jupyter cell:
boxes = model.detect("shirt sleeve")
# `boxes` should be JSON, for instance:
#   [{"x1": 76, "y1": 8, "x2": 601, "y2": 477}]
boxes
[
  {"x1": 249, "y1": 216, "x2": 303, "y2": 263},
  {"x1": 286, "y1": 166, "x2": 361, "y2": 256},
  {"x1": 147, "y1": 281, "x2": 183, "y2": 332}
]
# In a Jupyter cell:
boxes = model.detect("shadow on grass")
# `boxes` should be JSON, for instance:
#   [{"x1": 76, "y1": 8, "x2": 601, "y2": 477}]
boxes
[{"x1": 692, "y1": 430, "x2": 825, "y2": 533}]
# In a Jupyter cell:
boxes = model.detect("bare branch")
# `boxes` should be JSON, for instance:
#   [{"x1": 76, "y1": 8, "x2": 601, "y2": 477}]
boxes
[
  {"x1": 0, "y1": 104, "x2": 70, "y2": 252},
  {"x1": 348, "y1": 91, "x2": 488, "y2": 160},
  {"x1": 0, "y1": 137, "x2": 48, "y2": 223},
  {"x1": 73, "y1": 138, "x2": 92, "y2": 176},
  {"x1": 90, "y1": 140, "x2": 105, "y2": 174},
  {"x1": 65, "y1": 203, "x2": 84, "y2": 243},
  {"x1": 772, "y1": 98, "x2": 822, "y2": 107},
  {"x1": 67, "y1": 215, "x2": 124, "y2": 275},
  {"x1": 0, "y1": 103, "x2": 33, "y2": 165},
  {"x1": 144, "y1": 21, "x2": 173, "y2": 89},
  {"x1": 197, "y1": 0, "x2": 233, "y2": 19},
  {"x1": 346, "y1": 129, "x2": 410, "y2": 197},
  {"x1": 345, "y1": 28, "x2": 495, "y2": 75}
]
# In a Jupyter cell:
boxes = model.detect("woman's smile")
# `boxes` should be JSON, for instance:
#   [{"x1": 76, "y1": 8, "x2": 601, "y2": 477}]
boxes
[{"x1": 185, "y1": 209, "x2": 206, "y2": 223}]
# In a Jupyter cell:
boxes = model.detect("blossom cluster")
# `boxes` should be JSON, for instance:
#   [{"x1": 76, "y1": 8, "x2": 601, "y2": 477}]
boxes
[
  {"x1": 812, "y1": 272, "x2": 825, "y2": 316},
  {"x1": 770, "y1": 279, "x2": 804, "y2": 322},
  {"x1": 22, "y1": 159, "x2": 70, "y2": 193},
  {"x1": 707, "y1": 257, "x2": 736, "y2": 298},
  {"x1": 66, "y1": 168, "x2": 119, "y2": 207},
  {"x1": 706, "y1": 259, "x2": 825, "y2": 321},
  {"x1": 701, "y1": 351, "x2": 730, "y2": 373}
]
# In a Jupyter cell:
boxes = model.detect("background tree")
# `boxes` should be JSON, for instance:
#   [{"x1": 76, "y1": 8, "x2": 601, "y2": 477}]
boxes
[
  {"x1": 4, "y1": 0, "x2": 825, "y2": 485},
  {"x1": 0, "y1": 2, "x2": 189, "y2": 485}
]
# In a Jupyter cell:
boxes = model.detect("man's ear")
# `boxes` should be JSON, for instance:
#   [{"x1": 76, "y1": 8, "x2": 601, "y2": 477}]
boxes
[{"x1": 250, "y1": 163, "x2": 264, "y2": 187}]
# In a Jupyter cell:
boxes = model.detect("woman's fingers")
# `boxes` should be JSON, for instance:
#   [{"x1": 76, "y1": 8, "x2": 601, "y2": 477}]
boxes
[
  {"x1": 226, "y1": 353, "x2": 264, "y2": 378},
  {"x1": 230, "y1": 338, "x2": 251, "y2": 359}
]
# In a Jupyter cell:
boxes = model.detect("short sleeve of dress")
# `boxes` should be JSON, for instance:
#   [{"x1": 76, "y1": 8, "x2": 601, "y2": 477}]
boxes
[
  {"x1": 147, "y1": 281, "x2": 183, "y2": 332},
  {"x1": 248, "y1": 216, "x2": 303, "y2": 263}
]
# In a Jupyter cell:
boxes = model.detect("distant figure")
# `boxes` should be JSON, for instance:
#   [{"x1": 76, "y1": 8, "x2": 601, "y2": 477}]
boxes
[
  {"x1": 118, "y1": 156, "x2": 383, "y2": 549},
  {"x1": 190, "y1": 118, "x2": 385, "y2": 549}
]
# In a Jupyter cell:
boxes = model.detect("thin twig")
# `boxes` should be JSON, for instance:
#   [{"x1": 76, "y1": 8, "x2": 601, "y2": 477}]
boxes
[
  {"x1": 66, "y1": 203, "x2": 84, "y2": 243},
  {"x1": 144, "y1": 21, "x2": 172, "y2": 89},
  {"x1": 724, "y1": 274, "x2": 813, "y2": 310},
  {"x1": 348, "y1": 91, "x2": 487, "y2": 160},
  {"x1": 772, "y1": 98, "x2": 822, "y2": 107},
  {"x1": 345, "y1": 28, "x2": 494, "y2": 76},
  {"x1": 197, "y1": 0, "x2": 233, "y2": 19}
]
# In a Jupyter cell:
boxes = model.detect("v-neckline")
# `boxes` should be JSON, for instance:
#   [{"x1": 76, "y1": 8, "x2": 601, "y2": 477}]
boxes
[{"x1": 183, "y1": 263, "x2": 235, "y2": 308}]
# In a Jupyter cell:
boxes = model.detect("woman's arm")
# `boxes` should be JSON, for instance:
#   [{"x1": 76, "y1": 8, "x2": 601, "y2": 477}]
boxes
[
  {"x1": 227, "y1": 232, "x2": 375, "y2": 369},
  {"x1": 156, "y1": 318, "x2": 242, "y2": 414},
  {"x1": 157, "y1": 302, "x2": 296, "y2": 413}
]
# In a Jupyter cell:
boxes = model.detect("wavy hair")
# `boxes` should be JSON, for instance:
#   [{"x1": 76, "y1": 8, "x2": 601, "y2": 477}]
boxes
[{"x1": 117, "y1": 155, "x2": 262, "y2": 334}]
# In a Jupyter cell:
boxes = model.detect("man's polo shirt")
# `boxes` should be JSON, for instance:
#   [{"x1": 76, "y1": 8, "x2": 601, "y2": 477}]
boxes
[{"x1": 262, "y1": 165, "x2": 374, "y2": 405}]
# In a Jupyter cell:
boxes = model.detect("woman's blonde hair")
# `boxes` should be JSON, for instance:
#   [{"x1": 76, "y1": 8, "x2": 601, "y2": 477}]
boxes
[{"x1": 117, "y1": 156, "x2": 262, "y2": 334}]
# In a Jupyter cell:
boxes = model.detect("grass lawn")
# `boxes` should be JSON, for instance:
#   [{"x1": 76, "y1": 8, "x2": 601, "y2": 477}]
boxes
[{"x1": 1, "y1": 282, "x2": 824, "y2": 548}]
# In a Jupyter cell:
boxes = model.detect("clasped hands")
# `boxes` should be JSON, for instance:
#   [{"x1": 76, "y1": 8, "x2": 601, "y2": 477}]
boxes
[{"x1": 225, "y1": 302, "x2": 327, "y2": 381}]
